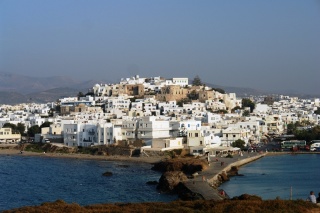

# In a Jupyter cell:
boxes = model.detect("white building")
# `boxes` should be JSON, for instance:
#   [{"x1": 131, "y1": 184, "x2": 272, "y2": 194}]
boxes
[
  {"x1": 221, "y1": 127, "x2": 250, "y2": 147},
  {"x1": 172, "y1": 78, "x2": 189, "y2": 87},
  {"x1": 0, "y1": 128, "x2": 21, "y2": 143},
  {"x1": 137, "y1": 116, "x2": 173, "y2": 143}
]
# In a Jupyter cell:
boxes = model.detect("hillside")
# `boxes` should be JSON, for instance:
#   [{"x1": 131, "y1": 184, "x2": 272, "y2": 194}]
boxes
[
  {"x1": 0, "y1": 73, "x2": 318, "y2": 104},
  {"x1": 205, "y1": 82, "x2": 268, "y2": 97},
  {"x1": 0, "y1": 72, "x2": 111, "y2": 93},
  {"x1": 0, "y1": 91, "x2": 29, "y2": 105},
  {"x1": 27, "y1": 87, "x2": 82, "y2": 103},
  {"x1": 0, "y1": 72, "x2": 113, "y2": 104},
  {"x1": 0, "y1": 88, "x2": 83, "y2": 105},
  {"x1": 3, "y1": 199, "x2": 319, "y2": 213}
]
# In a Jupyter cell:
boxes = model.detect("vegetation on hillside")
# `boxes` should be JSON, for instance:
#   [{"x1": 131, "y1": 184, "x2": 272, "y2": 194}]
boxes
[
  {"x1": 2, "y1": 123, "x2": 25, "y2": 135},
  {"x1": 3, "y1": 198, "x2": 319, "y2": 213},
  {"x1": 287, "y1": 122, "x2": 320, "y2": 142},
  {"x1": 241, "y1": 98, "x2": 255, "y2": 113}
]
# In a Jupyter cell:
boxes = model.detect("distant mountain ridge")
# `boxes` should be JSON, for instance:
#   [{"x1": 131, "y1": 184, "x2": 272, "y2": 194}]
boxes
[
  {"x1": 0, "y1": 72, "x2": 111, "y2": 94},
  {"x1": 0, "y1": 72, "x2": 112, "y2": 104},
  {"x1": 204, "y1": 83, "x2": 268, "y2": 97},
  {"x1": 0, "y1": 72, "x2": 318, "y2": 105}
]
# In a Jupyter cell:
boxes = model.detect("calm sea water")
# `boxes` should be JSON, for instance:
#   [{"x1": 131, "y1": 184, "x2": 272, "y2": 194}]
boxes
[
  {"x1": 0, "y1": 155, "x2": 177, "y2": 211},
  {"x1": 221, "y1": 154, "x2": 320, "y2": 200}
]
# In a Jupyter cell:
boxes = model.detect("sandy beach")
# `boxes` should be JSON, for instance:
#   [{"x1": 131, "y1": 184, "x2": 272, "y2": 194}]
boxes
[{"x1": 0, "y1": 146, "x2": 164, "y2": 164}]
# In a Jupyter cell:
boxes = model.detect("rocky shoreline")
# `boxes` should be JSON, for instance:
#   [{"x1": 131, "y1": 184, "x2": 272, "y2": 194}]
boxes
[
  {"x1": 1, "y1": 144, "x2": 271, "y2": 200},
  {"x1": 151, "y1": 152, "x2": 267, "y2": 200}
]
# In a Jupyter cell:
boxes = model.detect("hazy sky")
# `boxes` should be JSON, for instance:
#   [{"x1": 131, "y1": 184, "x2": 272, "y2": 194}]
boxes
[{"x1": 1, "y1": 0, "x2": 320, "y2": 94}]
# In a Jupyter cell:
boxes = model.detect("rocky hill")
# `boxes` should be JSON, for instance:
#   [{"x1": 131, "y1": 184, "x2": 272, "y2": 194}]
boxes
[
  {"x1": 1, "y1": 72, "x2": 318, "y2": 105},
  {"x1": 0, "y1": 72, "x2": 112, "y2": 104},
  {"x1": 0, "y1": 88, "x2": 82, "y2": 105}
]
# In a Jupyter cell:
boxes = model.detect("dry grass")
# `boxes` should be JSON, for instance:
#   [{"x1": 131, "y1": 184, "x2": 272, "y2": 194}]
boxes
[{"x1": 3, "y1": 199, "x2": 319, "y2": 213}]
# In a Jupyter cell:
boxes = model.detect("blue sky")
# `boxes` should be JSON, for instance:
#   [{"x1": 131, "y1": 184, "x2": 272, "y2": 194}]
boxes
[{"x1": 1, "y1": 0, "x2": 320, "y2": 95}]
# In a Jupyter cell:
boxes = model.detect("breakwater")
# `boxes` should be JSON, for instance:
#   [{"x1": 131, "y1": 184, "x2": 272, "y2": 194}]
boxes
[
  {"x1": 181, "y1": 153, "x2": 266, "y2": 200},
  {"x1": 208, "y1": 153, "x2": 266, "y2": 187}
]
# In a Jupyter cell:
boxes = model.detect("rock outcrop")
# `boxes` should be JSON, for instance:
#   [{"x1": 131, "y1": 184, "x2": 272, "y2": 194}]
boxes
[
  {"x1": 152, "y1": 158, "x2": 208, "y2": 174},
  {"x1": 157, "y1": 171, "x2": 188, "y2": 193},
  {"x1": 102, "y1": 172, "x2": 113, "y2": 176}
]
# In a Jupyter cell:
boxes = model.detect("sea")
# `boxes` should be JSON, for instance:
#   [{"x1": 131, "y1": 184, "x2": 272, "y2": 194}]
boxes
[
  {"x1": 1, "y1": 154, "x2": 319, "y2": 211},
  {"x1": 221, "y1": 153, "x2": 320, "y2": 200},
  {"x1": 0, "y1": 155, "x2": 177, "y2": 211}
]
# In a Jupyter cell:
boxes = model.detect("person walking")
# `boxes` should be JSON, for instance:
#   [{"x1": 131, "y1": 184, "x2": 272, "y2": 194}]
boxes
[{"x1": 307, "y1": 191, "x2": 317, "y2": 203}]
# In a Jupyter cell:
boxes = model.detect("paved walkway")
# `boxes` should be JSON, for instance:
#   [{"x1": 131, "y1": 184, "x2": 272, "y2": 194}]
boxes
[{"x1": 182, "y1": 152, "x2": 266, "y2": 200}]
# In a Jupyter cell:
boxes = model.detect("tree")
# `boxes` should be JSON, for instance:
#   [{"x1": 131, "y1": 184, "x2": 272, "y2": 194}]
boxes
[
  {"x1": 242, "y1": 98, "x2": 255, "y2": 113},
  {"x1": 214, "y1": 109, "x2": 228, "y2": 114},
  {"x1": 177, "y1": 98, "x2": 190, "y2": 107},
  {"x1": 231, "y1": 106, "x2": 241, "y2": 113},
  {"x1": 55, "y1": 104, "x2": 61, "y2": 113},
  {"x1": 192, "y1": 75, "x2": 202, "y2": 86},
  {"x1": 232, "y1": 139, "x2": 246, "y2": 149},
  {"x1": 40, "y1": 122, "x2": 52, "y2": 128},
  {"x1": 213, "y1": 88, "x2": 226, "y2": 94},
  {"x1": 27, "y1": 125, "x2": 40, "y2": 137},
  {"x1": 2, "y1": 123, "x2": 25, "y2": 134},
  {"x1": 286, "y1": 123, "x2": 296, "y2": 134},
  {"x1": 188, "y1": 90, "x2": 198, "y2": 100},
  {"x1": 288, "y1": 122, "x2": 320, "y2": 142},
  {"x1": 3, "y1": 123, "x2": 17, "y2": 130},
  {"x1": 242, "y1": 110, "x2": 250, "y2": 117},
  {"x1": 17, "y1": 123, "x2": 26, "y2": 135},
  {"x1": 85, "y1": 91, "x2": 94, "y2": 96},
  {"x1": 77, "y1": 92, "x2": 85, "y2": 100}
]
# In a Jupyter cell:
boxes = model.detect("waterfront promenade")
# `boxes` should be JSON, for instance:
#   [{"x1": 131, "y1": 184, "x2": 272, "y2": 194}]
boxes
[{"x1": 183, "y1": 152, "x2": 267, "y2": 200}]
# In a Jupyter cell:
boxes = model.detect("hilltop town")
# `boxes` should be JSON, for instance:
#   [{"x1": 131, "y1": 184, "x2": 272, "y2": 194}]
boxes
[{"x1": 0, "y1": 75, "x2": 320, "y2": 156}]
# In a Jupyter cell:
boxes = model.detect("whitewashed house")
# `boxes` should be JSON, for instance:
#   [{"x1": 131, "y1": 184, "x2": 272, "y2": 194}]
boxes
[
  {"x1": 137, "y1": 116, "x2": 172, "y2": 144},
  {"x1": 187, "y1": 128, "x2": 221, "y2": 156},
  {"x1": 221, "y1": 127, "x2": 250, "y2": 147}
]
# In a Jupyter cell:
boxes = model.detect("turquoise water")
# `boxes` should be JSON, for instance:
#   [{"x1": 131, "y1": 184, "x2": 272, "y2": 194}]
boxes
[
  {"x1": 0, "y1": 155, "x2": 177, "y2": 211},
  {"x1": 221, "y1": 154, "x2": 320, "y2": 200}
]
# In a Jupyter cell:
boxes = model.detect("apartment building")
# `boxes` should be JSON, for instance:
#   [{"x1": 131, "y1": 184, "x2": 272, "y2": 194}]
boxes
[{"x1": 0, "y1": 128, "x2": 21, "y2": 143}]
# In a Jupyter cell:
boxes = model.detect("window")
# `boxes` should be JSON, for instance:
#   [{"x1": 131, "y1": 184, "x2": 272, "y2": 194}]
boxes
[
  {"x1": 200, "y1": 141, "x2": 203, "y2": 145},
  {"x1": 195, "y1": 133, "x2": 199, "y2": 137},
  {"x1": 233, "y1": 135, "x2": 236, "y2": 137}
]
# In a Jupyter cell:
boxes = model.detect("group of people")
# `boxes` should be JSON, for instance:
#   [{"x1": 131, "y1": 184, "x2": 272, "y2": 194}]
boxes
[{"x1": 307, "y1": 191, "x2": 320, "y2": 204}]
